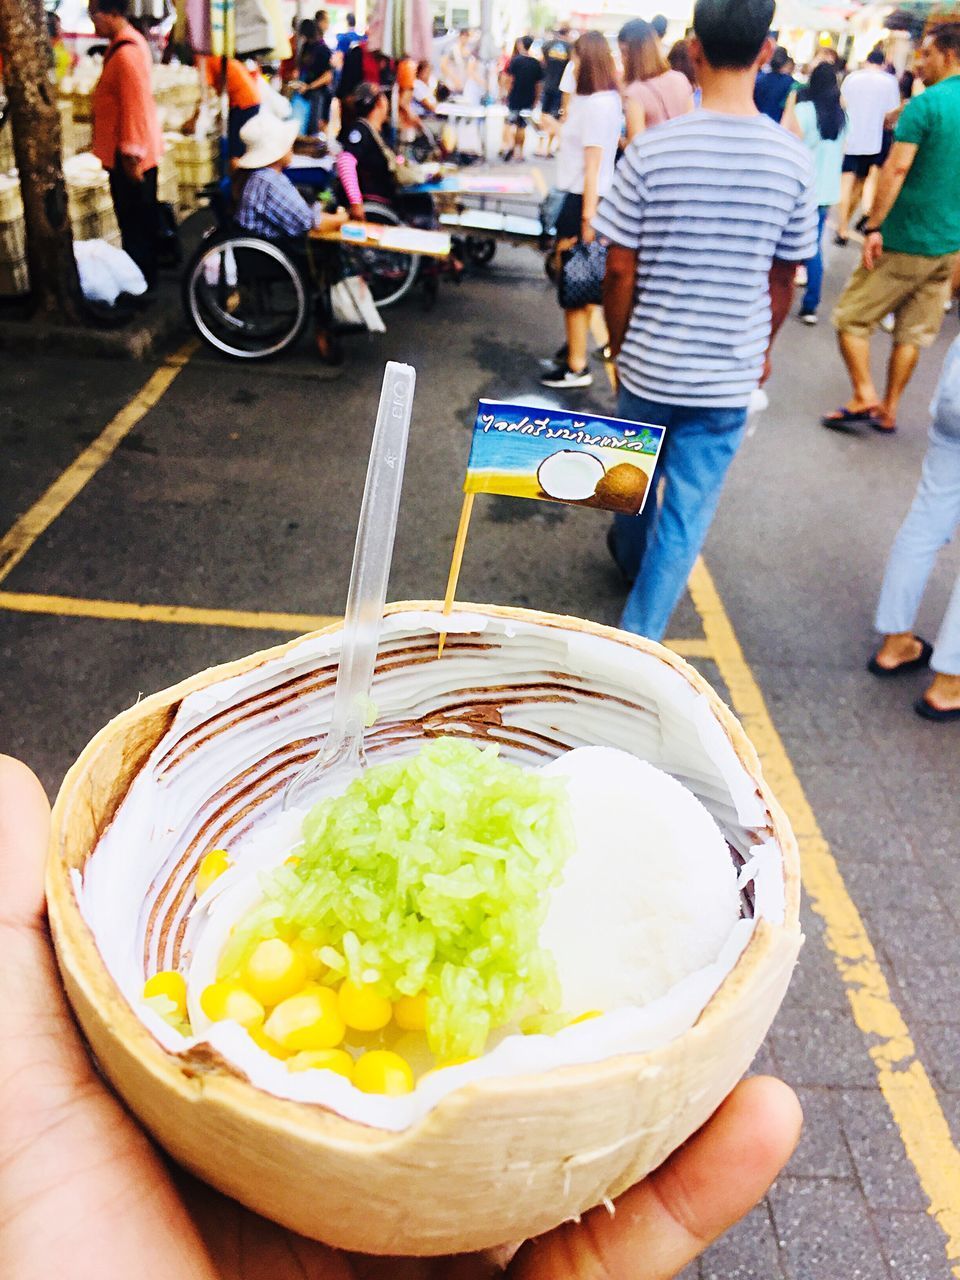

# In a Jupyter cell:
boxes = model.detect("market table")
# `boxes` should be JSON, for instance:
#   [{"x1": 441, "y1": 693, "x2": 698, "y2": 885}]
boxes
[
  {"x1": 309, "y1": 222, "x2": 451, "y2": 258},
  {"x1": 433, "y1": 100, "x2": 508, "y2": 163},
  {"x1": 400, "y1": 171, "x2": 548, "y2": 257}
]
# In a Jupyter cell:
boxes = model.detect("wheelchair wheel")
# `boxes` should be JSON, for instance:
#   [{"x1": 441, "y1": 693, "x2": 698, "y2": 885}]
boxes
[
  {"x1": 182, "y1": 235, "x2": 310, "y2": 360},
  {"x1": 339, "y1": 203, "x2": 419, "y2": 310}
]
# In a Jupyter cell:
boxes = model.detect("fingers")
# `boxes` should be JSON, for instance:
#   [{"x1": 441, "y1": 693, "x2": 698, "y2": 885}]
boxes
[
  {"x1": 0, "y1": 754, "x2": 50, "y2": 932},
  {"x1": 0, "y1": 756, "x2": 218, "y2": 1279},
  {"x1": 510, "y1": 1076, "x2": 802, "y2": 1280}
]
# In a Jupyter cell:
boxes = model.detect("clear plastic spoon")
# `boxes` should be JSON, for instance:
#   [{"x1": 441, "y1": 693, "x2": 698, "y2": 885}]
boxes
[{"x1": 283, "y1": 361, "x2": 417, "y2": 810}]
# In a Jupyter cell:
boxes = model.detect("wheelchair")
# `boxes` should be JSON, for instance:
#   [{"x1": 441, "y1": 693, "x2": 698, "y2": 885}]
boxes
[{"x1": 182, "y1": 182, "x2": 420, "y2": 361}]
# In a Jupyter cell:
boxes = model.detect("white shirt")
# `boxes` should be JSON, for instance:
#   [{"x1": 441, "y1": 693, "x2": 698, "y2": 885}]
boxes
[
  {"x1": 556, "y1": 90, "x2": 623, "y2": 196},
  {"x1": 842, "y1": 67, "x2": 900, "y2": 156}
]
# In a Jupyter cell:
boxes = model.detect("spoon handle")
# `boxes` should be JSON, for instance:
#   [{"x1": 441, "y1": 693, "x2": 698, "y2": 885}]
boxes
[{"x1": 284, "y1": 362, "x2": 417, "y2": 809}]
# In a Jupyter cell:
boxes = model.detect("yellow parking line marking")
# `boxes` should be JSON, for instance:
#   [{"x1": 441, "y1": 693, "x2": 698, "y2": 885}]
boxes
[
  {"x1": 664, "y1": 638, "x2": 712, "y2": 658},
  {"x1": 0, "y1": 591, "x2": 339, "y2": 633},
  {"x1": 688, "y1": 556, "x2": 960, "y2": 1275},
  {"x1": 0, "y1": 589, "x2": 709, "y2": 658},
  {"x1": 0, "y1": 340, "x2": 198, "y2": 586}
]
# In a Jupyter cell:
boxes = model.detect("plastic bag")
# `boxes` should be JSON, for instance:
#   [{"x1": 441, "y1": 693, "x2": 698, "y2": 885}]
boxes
[
  {"x1": 288, "y1": 92, "x2": 311, "y2": 135},
  {"x1": 74, "y1": 240, "x2": 147, "y2": 305},
  {"x1": 330, "y1": 275, "x2": 386, "y2": 332},
  {"x1": 260, "y1": 79, "x2": 293, "y2": 121}
]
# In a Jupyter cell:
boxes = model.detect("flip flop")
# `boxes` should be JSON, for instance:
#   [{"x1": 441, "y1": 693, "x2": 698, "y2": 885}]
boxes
[
  {"x1": 869, "y1": 420, "x2": 897, "y2": 435},
  {"x1": 867, "y1": 637, "x2": 933, "y2": 678},
  {"x1": 914, "y1": 697, "x2": 960, "y2": 723},
  {"x1": 821, "y1": 405, "x2": 881, "y2": 431}
]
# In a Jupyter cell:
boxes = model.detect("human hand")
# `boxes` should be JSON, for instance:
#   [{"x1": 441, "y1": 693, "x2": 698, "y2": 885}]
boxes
[
  {"x1": 332, "y1": 207, "x2": 350, "y2": 226},
  {"x1": 862, "y1": 230, "x2": 883, "y2": 271},
  {"x1": 760, "y1": 352, "x2": 773, "y2": 386},
  {"x1": 349, "y1": 204, "x2": 366, "y2": 223},
  {"x1": 581, "y1": 220, "x2": 596, "y2": 245},
  {"x1": 0, "y1": 754, "x2": 801, "y2": 1280},
  {"x1": 120, "y1": 151, "x2": 144, "y2": 183}
]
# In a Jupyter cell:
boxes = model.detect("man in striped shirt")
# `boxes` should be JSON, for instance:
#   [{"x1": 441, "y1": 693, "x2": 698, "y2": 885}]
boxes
[{"x1": 597, "y1": 0, "x2": 817, "y2": 642}]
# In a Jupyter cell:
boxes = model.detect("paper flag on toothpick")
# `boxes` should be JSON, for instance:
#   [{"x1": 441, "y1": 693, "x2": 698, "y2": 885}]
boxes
[
  {"x1": 464, "y1": 400, "x2": 665, "y2": 515},
  {"x1": 438, "y1": 402, "x2": 667, "y2": 657}
]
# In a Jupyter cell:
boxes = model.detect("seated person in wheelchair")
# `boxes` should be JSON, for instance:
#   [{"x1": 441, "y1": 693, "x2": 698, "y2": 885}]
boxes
[
  {"x1": 236, "y1": 111, "x2": 345, "y2": 240},
  {"x1": 236, "y1": 111, "x2": 349, "y2": 362},
  {"x1": 336, "y1": 82, "x2": 437, "y2": 226}
]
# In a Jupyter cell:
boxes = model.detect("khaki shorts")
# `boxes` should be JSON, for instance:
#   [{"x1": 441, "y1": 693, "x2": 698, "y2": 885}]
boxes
[{"x1": 832, "y1": 250, "x2": 957, "y2": 348}]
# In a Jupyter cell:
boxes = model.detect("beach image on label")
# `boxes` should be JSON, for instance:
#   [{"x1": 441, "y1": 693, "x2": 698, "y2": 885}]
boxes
[{"x1": 464, "y1": 401, "x2": 666, "y2": 516}]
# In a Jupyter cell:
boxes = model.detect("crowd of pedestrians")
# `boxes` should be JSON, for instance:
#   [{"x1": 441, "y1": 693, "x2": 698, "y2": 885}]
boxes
[
  {"x1": 78, "y1": 0, "x2": 960, "y2": 721},
  {"x1": 489, "y1": 3, "x2": 957, "y2": 719}
]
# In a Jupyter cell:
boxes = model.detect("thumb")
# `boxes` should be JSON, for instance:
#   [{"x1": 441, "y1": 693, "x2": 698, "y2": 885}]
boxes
[
  {"x1": 510, "y1": 1076, "x2": 802, "y2": 1280},
  {"x1": 0, "y1": 755, "x2": 217, "y2": 1280}
]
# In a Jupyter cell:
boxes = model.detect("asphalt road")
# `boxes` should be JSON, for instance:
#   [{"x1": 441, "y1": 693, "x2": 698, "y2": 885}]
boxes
[{"x1": 2, "y1": 214, "x2": 959, "y2": 1278}]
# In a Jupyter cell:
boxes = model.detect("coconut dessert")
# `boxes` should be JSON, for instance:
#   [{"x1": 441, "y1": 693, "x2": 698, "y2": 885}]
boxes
[{"x1": 47, "y1": 604, "x2": 801, "y2": 1256}]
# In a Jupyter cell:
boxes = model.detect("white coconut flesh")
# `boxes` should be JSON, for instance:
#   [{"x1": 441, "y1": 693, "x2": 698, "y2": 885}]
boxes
[
  {"x1": 76, "y1": 610, "x2": 787, "y2": 1133},
  {"x1": 536, "y1": 450, "x2": 605, "y2": 501}
]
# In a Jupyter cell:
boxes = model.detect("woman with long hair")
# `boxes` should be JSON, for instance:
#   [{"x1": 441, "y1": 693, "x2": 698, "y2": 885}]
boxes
[
  {"x1": 619, "y1": 18, "x2": 693, "y2": 141},
  {"x1": 540, "y1": 31, "x2": 624, "y2": 389},
  {"x1": 667, "y1": 38, "x2": 699, "y2": 103},
  {"x1": 785, "y1": 62, "x2": 847, "y2": 323}
]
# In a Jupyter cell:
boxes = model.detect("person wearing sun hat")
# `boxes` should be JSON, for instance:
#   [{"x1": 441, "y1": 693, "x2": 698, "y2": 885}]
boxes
[{"x1": 235, "y1": 112, "x2": 348, "y2": 361}]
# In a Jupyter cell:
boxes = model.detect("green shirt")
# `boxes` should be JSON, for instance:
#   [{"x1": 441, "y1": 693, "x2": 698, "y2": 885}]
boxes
[{"x1": 883, "y1": 75, "x2": 960, "y2": 258}]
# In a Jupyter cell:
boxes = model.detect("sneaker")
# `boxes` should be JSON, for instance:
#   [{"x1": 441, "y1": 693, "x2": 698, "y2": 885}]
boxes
[
  {"x1": 881, "y1": 313, "x2": 895, "y2": 333},
  {"x1": 799, "y1": 308, "x2": 817, "y2": 325},
  {"x1": 538, "y1": 343, "x2": 569, "y2": 370},
  {"x1": 540, "y1": 363, "x2": 593, "y2": 389},
  {"x1": 833, "y1": 233, "x2": 849, "y2": 247}
]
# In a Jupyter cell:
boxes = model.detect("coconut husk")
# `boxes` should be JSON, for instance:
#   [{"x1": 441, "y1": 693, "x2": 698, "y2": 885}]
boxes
[{"x1": 46, "y1": 603, "x2": 801, "y2": 1256}]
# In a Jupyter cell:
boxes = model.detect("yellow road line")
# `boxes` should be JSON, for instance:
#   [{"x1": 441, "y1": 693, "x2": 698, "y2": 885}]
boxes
[
  {"x1": 0, "y1": 591, "x2": 339, "y2": 633},
  {"x1": 664, "y1": 638, "x2": 712, "y2": 659},
  {"x1": 688, "y1": 557, "x2": 960, "y2": 1275},
  {"x1": 0, "y1": 589, "x2": 708, "y2": 657},
  {"x1": 0, "y1": 340, "x2": 198, "y2": 586}
]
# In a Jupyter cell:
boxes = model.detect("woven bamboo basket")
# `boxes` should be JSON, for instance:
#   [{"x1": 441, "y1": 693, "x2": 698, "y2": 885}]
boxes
[
  {"x1": 169, "y1": 132, "x2": 218, "y2": 213},
  {"x1": 47, "y1": 603, "x2": 801, "y2": 1257}
]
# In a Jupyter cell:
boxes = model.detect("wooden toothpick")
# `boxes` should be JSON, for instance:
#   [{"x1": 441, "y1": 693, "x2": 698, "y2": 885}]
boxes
[{"x1": 437, "y1": 491, "x2": 476, "y2": 659}]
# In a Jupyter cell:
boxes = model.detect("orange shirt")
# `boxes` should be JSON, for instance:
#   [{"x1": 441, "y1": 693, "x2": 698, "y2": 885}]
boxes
[
  {"x1": 396, "y1": 58, "x2": 416, "y2": 92},
  {"x1": 92, "y1": 23, "x2": 163, "y2": 172},
  {"x1": 199, "y1": 56, "x2": 262, "y2": 111}
]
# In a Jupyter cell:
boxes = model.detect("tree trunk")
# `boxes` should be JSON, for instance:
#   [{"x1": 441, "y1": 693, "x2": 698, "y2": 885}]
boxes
[{"x1": 0, "y1": 0, "x2": 83, "y2": 322}]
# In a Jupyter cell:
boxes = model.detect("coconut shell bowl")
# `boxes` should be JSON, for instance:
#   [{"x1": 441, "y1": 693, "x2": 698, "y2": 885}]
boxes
[{"x1": 47, "y1": 603, "x2": 801, "y2": 1257}]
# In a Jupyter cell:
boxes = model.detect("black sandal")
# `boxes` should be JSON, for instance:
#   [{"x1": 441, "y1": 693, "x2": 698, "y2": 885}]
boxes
[
  {"x1": 867, "y1": 638, "x2": 933, "y2": 678},
  {"x1": 822, "y1": 405, "x2": 882, "y2": 430},
  {"x1": 914, "y1": 697, "x2": 960, "y2": 723}
]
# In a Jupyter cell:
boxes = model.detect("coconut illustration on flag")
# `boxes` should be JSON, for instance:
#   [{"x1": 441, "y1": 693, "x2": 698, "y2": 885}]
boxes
[
  {"x1": 593, "y1": 461, "x2": 649, "y2": 514},
  {"x1": 47, "y1": 604, "x2": 801, "y2": 1257},
  {"x1": 537, "y1": 449, "x2": 606, "y2": 501}
]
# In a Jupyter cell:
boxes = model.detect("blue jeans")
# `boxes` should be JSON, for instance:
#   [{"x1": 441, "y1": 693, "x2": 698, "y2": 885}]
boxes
[
  {"x1": 803, "y1": 205, "x2": 829, "y2": 314},
  {"x1": 609, "y1": 386, "x2": 748, "y2": 641},
  {"x1": 875, "y1": 427, "x2": 960, "y2": 674}
]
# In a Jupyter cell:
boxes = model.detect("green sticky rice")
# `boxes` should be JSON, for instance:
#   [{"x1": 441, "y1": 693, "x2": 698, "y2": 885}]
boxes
[{"x1": 224, "y1": 737, "x2": 574, "y2": 1059}]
